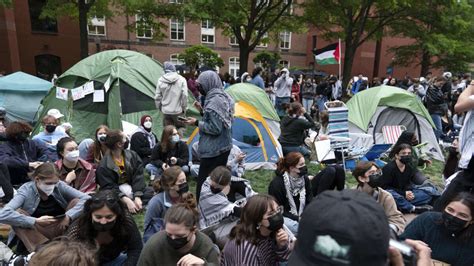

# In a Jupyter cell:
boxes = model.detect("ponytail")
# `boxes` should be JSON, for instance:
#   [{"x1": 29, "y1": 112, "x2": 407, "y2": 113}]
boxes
[{"x1": 277, "y1": 152, "x2": 303, "y2": 174}]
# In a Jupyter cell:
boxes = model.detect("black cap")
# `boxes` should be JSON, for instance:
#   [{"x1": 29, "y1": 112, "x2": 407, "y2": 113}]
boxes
[{"x1": 289, "y1": 190, "x2": 390, "y2": 266}]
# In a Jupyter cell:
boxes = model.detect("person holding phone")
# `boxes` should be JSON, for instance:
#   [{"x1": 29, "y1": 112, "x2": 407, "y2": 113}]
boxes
[
  {"x1": 221, "y1": 194, "x2": 290, "y2": 265},
  {"x1": 0, "y1": 163, "x2": 90, "y2": 253}
]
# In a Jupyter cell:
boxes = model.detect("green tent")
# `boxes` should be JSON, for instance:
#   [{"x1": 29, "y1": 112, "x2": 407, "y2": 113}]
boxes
[
  {"x1": 226, "y1": 83, "x2": 279, "y2": 121},
  {"x1": 347, "y1": 85, "x2": 435, "y2": 131},
  {"x1": 33, "y1": 49, "x2": 198, "y2": 141}
]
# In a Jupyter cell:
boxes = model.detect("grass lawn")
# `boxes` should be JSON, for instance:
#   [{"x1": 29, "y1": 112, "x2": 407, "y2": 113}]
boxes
[{"x1": 134, "y1": 159, "x2": 445, "y2": 232}]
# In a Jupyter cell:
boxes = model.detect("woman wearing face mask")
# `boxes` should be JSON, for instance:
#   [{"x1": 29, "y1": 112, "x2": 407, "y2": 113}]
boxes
[
  {"x1": 198, "y1": 166, "x2": 244, "y2": 248},
  {"x1": 0, "y1": 163, "x2": 89, "y2": 253},
  {"x1": 222, "y1": 194, "x2": 290, "y2": 265},
  {"x1": 147, "y1": 125, "x2": 189, "y2": 180},
  {"x1": 86, "y1": 125, "x2": 109, "y2": 166},
  {"x1": 353, "y1": 161, "x2": 406, "y2": 234},
  {"x1": 67, "y1": 190, "x2": 143, "y2": 266},
  {"x1": 137, "y1": 200, "x2": 219, "y2": 266},
  {"x1": 55, "y1": 137, "x2": 96, "y2": 193},
  {"x1": 96, "y1": 129, "x2": 146, "y2": 214},
  {"x1": 380, "y1": 144, "x2": 435, "y2": 214},
  {"x1": 401, "y1": 192, "x2": 474, "y2": 265},
  {"x1": 143, "y1": 166, "x2": 193, "y2": 243},
  {"x1": 131, "y1": 115, "x2": 158, "y2": 165},
  {"x1": 269, "y1": 152, "x2": 313, "y2": 235},
  {"x1": 0, "y1": 121, "x2": 51, "y2": 185},
  {"x1": 279, "y1": 102, "x2": 319, "y2": 159},
  {"x1": 389, "y1": 131, "x2": 432, "y2": 177}
]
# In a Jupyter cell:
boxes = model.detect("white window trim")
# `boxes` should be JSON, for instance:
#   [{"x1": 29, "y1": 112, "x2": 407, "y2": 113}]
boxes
[
  {"x1": 256, "y1": 31, "x2": 268, "y2": 48},
  {"x1": 229, "y1": 57, "x2": 240, "y2": 79},
  {"x1": 279, "y1": 60, "x2": 290, "y2": 68},
  {"x1": 279, "y1": 31, "x2": 291, "y2": 50},
  {"x1": 229, "y1": 36, "x2": 238, "y2": 46},
  {"x1": 201, "y1": 20, "x2": 215, "y2": 44},
  {"x1": 170, "y1": 18, "x2": 185, "y2": 41},
  {"x1": 170, "y1": 53, "x2": 184, "y2": 65},
  {"x1": 87, "y1": 16, "x2": 106, "y2": 36},
  {"x1": 135, "y1": 14, "x2": 153, "y2": 39}
]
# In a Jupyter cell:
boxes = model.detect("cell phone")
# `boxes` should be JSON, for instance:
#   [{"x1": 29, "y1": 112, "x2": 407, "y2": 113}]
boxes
[
  {"x1": 54, "y1": 214, "x2": 66, "y2": 220},
  {"x1": 177, "y1": 116, "x2": 188, "y2": 122},
  {"x1": 389, "y1": 239, "x2": 417, "y2": 266}
]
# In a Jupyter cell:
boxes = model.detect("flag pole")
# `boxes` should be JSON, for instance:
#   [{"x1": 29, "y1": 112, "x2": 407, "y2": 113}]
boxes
[{"x1": 338, "y1": 38, "x2": 342, "y2": 79}]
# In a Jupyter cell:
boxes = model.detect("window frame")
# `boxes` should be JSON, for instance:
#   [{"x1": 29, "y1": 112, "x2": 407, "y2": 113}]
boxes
[
  {"x1": 135, "y1": 14, "x2": 153, "y2": 39},
  {"x1": 87, "y1": 16, "x2": 106, "y2": 36},
  {"x1": 279, "y1": 31, "x2": 291, "y2": 50},
  {"x1": 170, "y1": 18, "x2": 185, "y2": 41}
]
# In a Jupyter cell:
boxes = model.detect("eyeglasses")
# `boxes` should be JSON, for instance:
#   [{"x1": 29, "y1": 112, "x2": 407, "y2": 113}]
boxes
[
  {"x1": 267, "y1": 206, "x2": 284, "y2": 217},
  {"x1": 91, "y1": 195, "x2": 118, "y2": 205}
]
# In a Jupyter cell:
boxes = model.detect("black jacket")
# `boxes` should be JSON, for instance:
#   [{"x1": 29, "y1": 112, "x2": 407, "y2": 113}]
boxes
[
  {"x1": 96, "y1": 150, "x2": 146, "y2": 199},
  {"x1": 0, "y1": 139, "x2": 51, "y2": 185},
  {"x1": 268, "y1": 172, "x2": 313, "y2": 221},
  {"x1": 279, "y1": 113, "x2": 317, "y2": 147},
  {"x1": 425, "y1": 85, "x2": 447, "y2": 115},
  {"x1": 130, "y1": 131, "x2": 158, "y2": 165},
  {"x1": 150, "y1": 141, "x2": 189, "y2": 168}
]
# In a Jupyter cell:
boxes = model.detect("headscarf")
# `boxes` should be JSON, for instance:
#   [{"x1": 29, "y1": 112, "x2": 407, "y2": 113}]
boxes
[
  {"x1": 136, "y1": 115, "x2": 156, "y2": 148},
  {"x1": 197, "y1": 71, "x2": 234, "y2": 128},
  {"x1": 163, "y1": 61, "x2": 176, "y2": 73}
]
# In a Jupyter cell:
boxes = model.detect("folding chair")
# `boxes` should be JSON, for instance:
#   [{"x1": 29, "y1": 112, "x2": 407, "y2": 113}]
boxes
[
  {"x1": 324, "y1": 101, "x2": 350, "y2": 171},
  {"x1": 382, "y1": 125, "x2": 407, "y2": 144}
]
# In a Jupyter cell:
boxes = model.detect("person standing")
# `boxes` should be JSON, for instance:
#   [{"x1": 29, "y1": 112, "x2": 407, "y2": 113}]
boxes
[
  {"x1": 155, "y1": 62, "x2": 188, "y2": 132},
  {"x1": 249, "y1": 67, "x2": 265, "y2": 90},
  {"x1": 454, "y1": 80, "x2": 474, "y2": 170},
  {"x1": 301, "y1": 78, "x2": 317, "y2": 111},
  {"x1": 274, "y1": 68, "x2": 293, "y2": 118},
  {"x1": 183, "y1": 71, "x2": 234, "y2": 199},
  {"x1": 425, "y1": 77, "x2": 448, "y2": 140}
]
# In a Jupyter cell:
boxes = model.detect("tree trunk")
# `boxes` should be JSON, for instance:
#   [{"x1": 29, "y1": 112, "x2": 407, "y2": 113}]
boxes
[
  {"x1": 78, "y1": 0, "x2": 89, "y2": 58},
  {"x1": 341, "y1": 38, "x2": 357, "y2": 97},
  {"x1": 420, "y1": 49, "x2": 431, "y2": 77},
  {"x1": 239, "y1": 44, "x2": 250, "y2": 78}
]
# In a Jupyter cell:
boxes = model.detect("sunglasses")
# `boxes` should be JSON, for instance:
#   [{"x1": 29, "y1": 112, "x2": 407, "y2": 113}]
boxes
[{"x1": 91, "y1": 195, "x2": 118, "y2": 205}]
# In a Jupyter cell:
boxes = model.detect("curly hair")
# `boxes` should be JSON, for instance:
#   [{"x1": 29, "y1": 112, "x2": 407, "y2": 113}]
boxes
[
  {"x1": 5, "y1": 121, "x2": 32, "y2": 139},
  {"x1": 29, "y1": 237, "x2": 97, "y2": 266}
]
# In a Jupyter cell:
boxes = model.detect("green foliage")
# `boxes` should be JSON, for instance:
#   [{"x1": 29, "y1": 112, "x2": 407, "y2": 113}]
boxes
[
  {"x1": 178, "y1": 45, "x2": 224, "y2": 71},
  {"x1": 0, "y1": 0, "x2": 12, "y2": 7},
  {"x1": 253, "y1": 51, "x2": 281, "y2": 71},
  {"x1": 388, "y1": 0, "x2": 474, "y2": 75}
]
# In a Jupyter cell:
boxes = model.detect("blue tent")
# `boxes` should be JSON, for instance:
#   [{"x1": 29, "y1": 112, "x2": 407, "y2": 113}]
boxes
[{"x1": 0, "y1": 72, "x2": 51, "y2": 123}]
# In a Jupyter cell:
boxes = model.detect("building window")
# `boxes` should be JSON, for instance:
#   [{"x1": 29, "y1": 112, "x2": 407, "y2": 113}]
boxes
[
  {"x1": 279, "y1": 60, "x2": 289, "y2": 68},
  {"x1": 229, "y1": 36, "x2": 238, "y2": 46},
  {"x1": 35, "y1": 54, "x2": 62, "y2": 81},
  {"x1": 257, "y1": 31, "x2": 268, "y2": 48},
  {"x1": 170, "y1": 54, "x2": 184, "y2": 65},
  {"x1": 229, "y1": 57, "x2": 240, "y2": 78},
  {"x1": 169, "y1": 0, "x2": 183, "y2": 3},
  {"x1": 88, "y1": 16, "x2": 106, "y2": 36},
  {"x1": 136, "y1": 14, "x2": 153, "y2": 39},
  {"x1": 28, "y1": 0, "x2": 57, "y2": 33},
  {"x1": 201, "y1": 20, "x2": 215, "y2": 44},
  {"x1": 283, "y1": 0, "x2": 293, "y2": 15},
  {"x1": 279, "y1": 31, "x2": 291, "y2": 49},
  {"x1": 170, "y1": 19, "x2": 185, "y2": 41}
]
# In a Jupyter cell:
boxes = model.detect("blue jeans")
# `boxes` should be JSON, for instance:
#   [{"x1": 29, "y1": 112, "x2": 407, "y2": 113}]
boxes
[
  {"x1": 103, "y1": 253, "x2": 127, "y2": 266},
  {"x1": 282, "y1": 146, "x2": 311, "y2": 159},
  {"x1": 430, "y1": 114, "x2": 442, "y2": 140},
  {"x1": 302, "y1": 98, "x2": 314, "y2": 111},
  {"x1": 275, "y1": 97, "x2": 291, "y2": 117},
  {"x1": 387, "y1": 188, "x2": 432, "y2": 213},
  {"x1": 284, "y1": 217, "x2": 299, "y2": 236},
  {"x1": 316, "y1": 95, "x2": 328, "y2": 112}
]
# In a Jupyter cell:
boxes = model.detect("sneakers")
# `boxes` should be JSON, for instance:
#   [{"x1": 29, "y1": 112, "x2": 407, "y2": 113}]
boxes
[{"x1": 413, "y1": 205, "x2": 433, "y2": 214}]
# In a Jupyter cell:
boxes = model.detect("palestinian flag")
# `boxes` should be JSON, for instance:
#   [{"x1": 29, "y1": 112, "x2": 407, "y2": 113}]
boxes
[{"x1": 313, "y1": 43, "x2": 340, "y2": 65}]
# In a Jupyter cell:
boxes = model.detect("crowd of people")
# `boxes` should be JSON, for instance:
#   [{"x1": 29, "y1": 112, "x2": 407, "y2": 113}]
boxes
[{"x1": 0, "y1": 62, "x2": 472, "y2": 265}]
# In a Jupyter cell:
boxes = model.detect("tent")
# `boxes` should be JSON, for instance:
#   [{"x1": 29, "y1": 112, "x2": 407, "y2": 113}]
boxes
[
  {"x1": 226, "y1": 83, "x2": 281, "y2": 140},
  {"x1": 0, "y1": 71, "x2": 52, "y2": 123},
  {"x1": 347, "y1": 85, "x2": 444, "y2": 161},
  {"x1": 187, "y1": 101, "x2": 282, "y2": 170},
  {"x1": 33, "y1": 49, "x2": 199, "y2": 141}
]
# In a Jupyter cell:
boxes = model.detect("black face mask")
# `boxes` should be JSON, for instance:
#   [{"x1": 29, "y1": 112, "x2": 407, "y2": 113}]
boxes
[
  {"x1": 210, "y1": 186, "x2": 223, "y2": 194},
  {"x1": 123, "y1": 140, "x2": 130, "y2": 150},
  {"x1": 367, "y1": 172, "x2": 383, "y2": 188},
  {"x1": 198, "y1": 84, "x2": 206, "y2": 97},
  {"x1": 399, "y1": 155, "x2": 412, "y2": 165},
  {"x1": 177, "y1": 183, "x2": 189, "y2": 195},
  {"x1": 45, "y1": 125, "x2": 57, "y2": 133},
  {"x1": 442, "y1": 211, "x2": 469, "y2": 234},
  {"x1": 298, "y1": 166, "x2": 308, "y2": 177},
  {"x1": 92, "y1": 220, "x2": 116, "y2": 232},
  {"x1": 266, "y1": 212, "x2": 284, "y2": 232},
  {"x1": 167, "y1": 234, "x2": 189, "y2": 249},
  {"x1": 17, "y1": 132, "x2": 29, "y2": 141},
  {"x1": 411, "y1": 140, "x2": 419, "y2": 146}
]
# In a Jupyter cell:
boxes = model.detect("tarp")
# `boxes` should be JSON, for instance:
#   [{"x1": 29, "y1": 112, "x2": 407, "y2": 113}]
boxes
[
  {"x1": 0, "y1": 71, "x2": 51, "y2": 122},
  {"x1": 347, "y1": 85, "x2": 435, "y2": 131},
  {"x1": 33, "y1": 50, "x2": 199, "y2": 141}
]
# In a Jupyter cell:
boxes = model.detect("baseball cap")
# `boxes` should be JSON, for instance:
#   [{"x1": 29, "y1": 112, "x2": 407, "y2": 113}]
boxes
[
  {"x1": 47, "y1": 109, "x2": 64, "y2": 119},
  {"x1": 289, "y1": 190, "x2": 390, "y2": 266}
]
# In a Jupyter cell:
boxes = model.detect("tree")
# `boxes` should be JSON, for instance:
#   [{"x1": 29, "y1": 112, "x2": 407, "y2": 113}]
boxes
[
  {"x1": 388, "y1": 1, "x2": 474, "y2": 76},
  {"x1": 184, "y1": 0, "x2": 304, "y2": 75},
  {"x1": 304, "y1": 0, "x2": 412, "y2": 93},
  {"x1": 178, "y1": 45, "x2": 224, "y2": 72},
  {"x1": 0, "y1": 0, "x2": 12, "y2": 7},
  {"x1": 253, "y1": 51, "x2": 281, "y2": 71}
]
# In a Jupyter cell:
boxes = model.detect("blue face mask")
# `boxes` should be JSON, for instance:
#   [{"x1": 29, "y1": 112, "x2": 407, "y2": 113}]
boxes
[{"x1": 170, "y1": 135, "x2": 180, "y2": 144}]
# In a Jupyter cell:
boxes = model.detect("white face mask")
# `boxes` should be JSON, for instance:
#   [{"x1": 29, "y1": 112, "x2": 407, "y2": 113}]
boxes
[
  {"x1": 143, "y1": 121, "x2": 152, "y2": 129},
  {"x1": 170, "y1": 135, "x2": 180, "y2": 144},
  {"x1": 38, "y1": 182, "x2": 56, "y2": 196},
  {"x1": 65, "y1": 150, "x2": 80, "y2": 163},
  {"x1": 97, "y1": 133, "x2": 107, "y2": 143}
]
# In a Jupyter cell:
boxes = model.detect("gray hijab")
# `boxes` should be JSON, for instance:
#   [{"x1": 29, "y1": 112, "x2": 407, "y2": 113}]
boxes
[{"x1": 197, "y1": 71, "x2": 234, "y2": 128}]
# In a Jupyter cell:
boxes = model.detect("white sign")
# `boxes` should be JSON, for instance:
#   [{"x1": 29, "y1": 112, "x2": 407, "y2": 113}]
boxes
[
  {"x1": 55, "y1": 87, "x2": 68, "y2": 101},
  {"x1": 83, "y1": 81, "x2": 95, "y2": 95},
  {"x1": 71, "y1": 87, "x2": 85, "y2": 101},
  {"x1": 93, "y1": 89, "x2": 105, "y2": 102},
  {"x1": 103, "y1": 77, "x2": 111, "y2": 92}
]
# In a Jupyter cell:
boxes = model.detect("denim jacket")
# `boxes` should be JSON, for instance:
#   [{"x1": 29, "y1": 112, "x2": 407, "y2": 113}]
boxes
[
  {"x1": 0, "y1": 181, "x2": 90, "y2": 228},
  {"x1": 143, "y1": 191, "x2": 172, "y2": 243},
  {"x1": 197, "y1": 111, "x2": 232, "y2": 158}
]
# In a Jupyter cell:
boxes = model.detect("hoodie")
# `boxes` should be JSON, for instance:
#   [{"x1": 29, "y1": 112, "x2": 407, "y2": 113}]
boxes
[
  {"x1": 274, "y1": 68, "x2": 293, "y2": 98},
  {"x1": 155, "y1": 71, "x2": 188, "y2": 115}
]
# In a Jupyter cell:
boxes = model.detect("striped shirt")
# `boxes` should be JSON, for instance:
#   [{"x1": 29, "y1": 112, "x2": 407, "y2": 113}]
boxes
[{"x1": 221, "y1": 237, "x2": 290, "y2": 266}]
